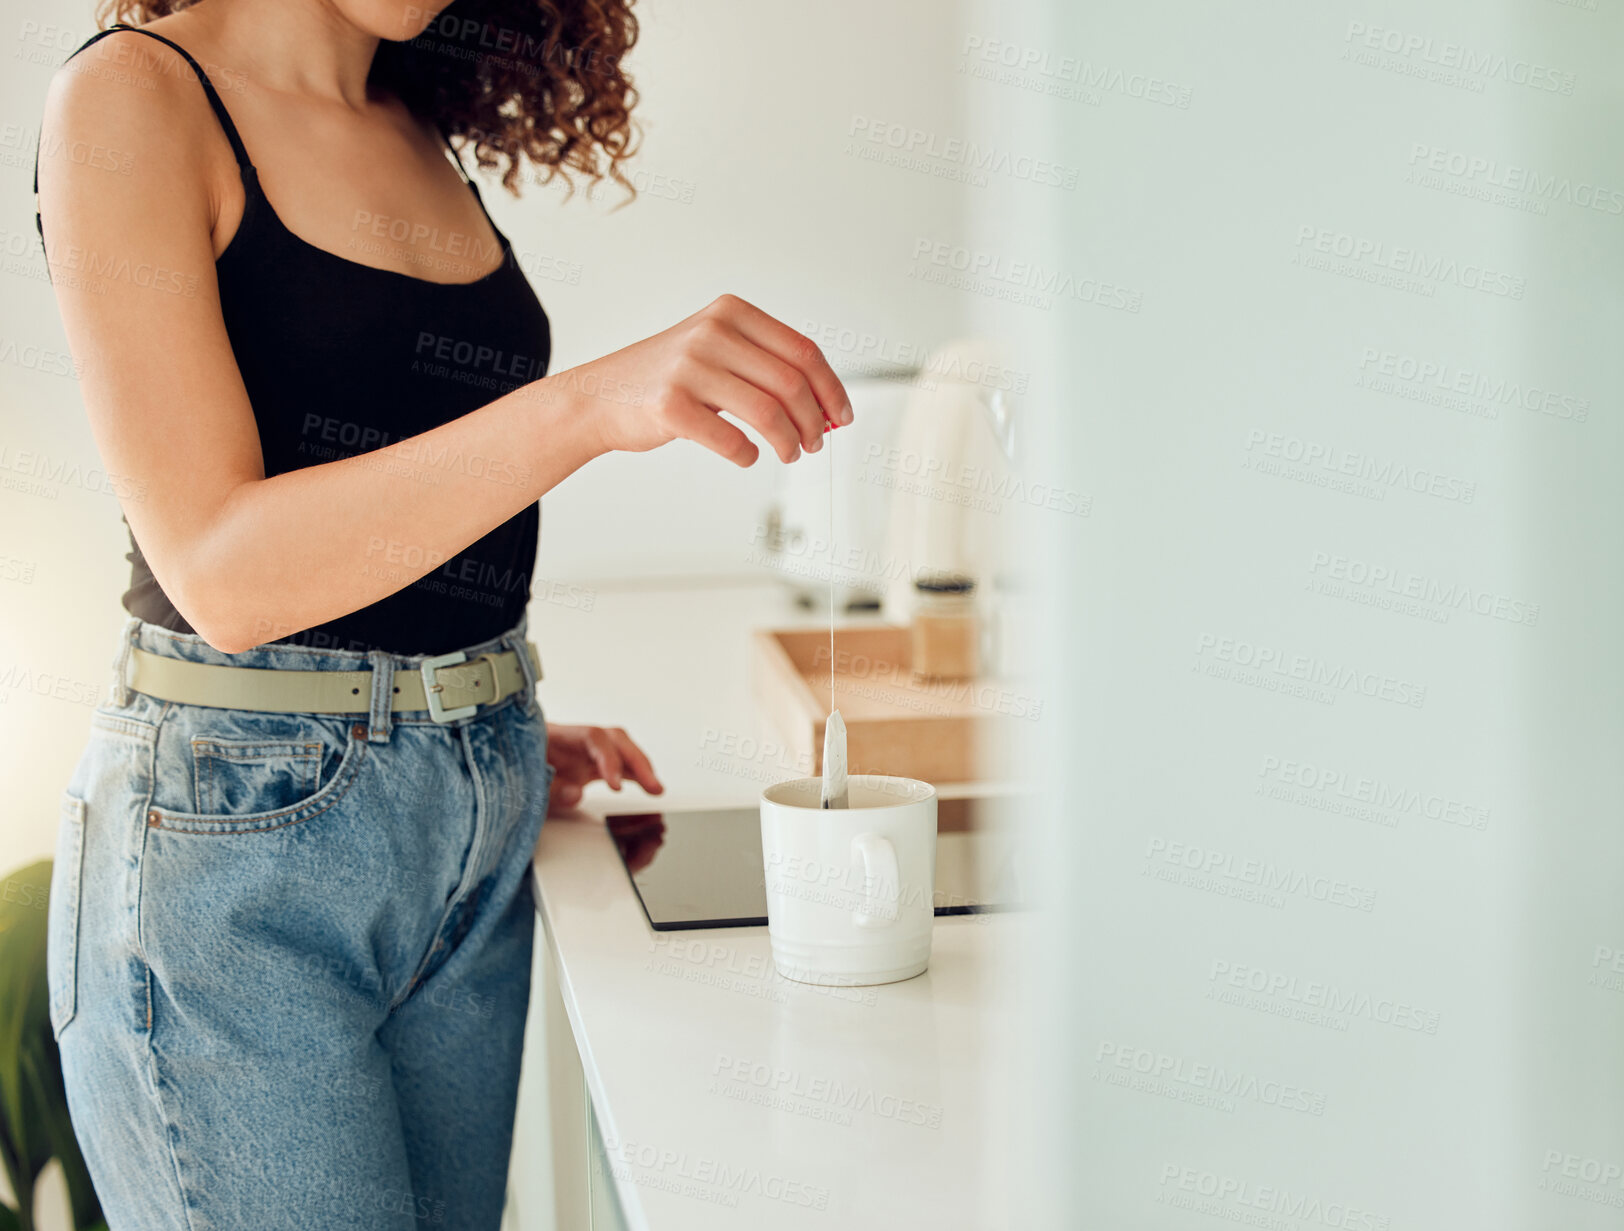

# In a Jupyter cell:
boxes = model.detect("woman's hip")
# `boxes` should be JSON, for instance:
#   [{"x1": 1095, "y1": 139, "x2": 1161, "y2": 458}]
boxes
[{"x1": 50, "y1": 613, "x2": 552, "y2": 1045}]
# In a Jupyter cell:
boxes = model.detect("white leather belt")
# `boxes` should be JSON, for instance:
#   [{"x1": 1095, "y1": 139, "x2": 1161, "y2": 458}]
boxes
[{"x1": 126, "y1": 643, "x2": 542, "y2": 723}]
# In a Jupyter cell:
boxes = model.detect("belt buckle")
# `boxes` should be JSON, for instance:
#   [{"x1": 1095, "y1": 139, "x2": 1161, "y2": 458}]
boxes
[{"x1": 420, "y1": 650, "x2": 480, "y2": 724}]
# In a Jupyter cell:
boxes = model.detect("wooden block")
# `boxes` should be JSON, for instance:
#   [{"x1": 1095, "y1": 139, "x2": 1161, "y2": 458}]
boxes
[{"x1": 748, "y1": 625, "x2": 1017, "y2": 784}]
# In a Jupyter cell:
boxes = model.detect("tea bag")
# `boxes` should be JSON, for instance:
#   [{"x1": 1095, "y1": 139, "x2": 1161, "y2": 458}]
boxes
[{"x1": 820, "y1": 708, "x2": 849, "y2": 809}]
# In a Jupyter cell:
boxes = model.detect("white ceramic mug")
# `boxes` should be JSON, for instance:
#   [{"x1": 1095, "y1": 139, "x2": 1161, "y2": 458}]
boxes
[{"x1": 759, "y1": 775, "x2": 938, "y2": 986}]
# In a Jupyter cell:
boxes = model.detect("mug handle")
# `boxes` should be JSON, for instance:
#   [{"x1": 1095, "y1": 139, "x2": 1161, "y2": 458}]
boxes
[{"x1": 851, "y1": 833, "x2": 900, "y2": 929}]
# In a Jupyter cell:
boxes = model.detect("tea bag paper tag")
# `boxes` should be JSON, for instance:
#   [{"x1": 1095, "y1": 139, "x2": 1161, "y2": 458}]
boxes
[{"x1": 821, "y1": 709, "x2": 849, "y2": 809}]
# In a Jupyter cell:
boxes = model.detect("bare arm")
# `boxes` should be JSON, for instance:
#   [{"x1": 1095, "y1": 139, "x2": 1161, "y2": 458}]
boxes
[{"x1": 37, "y1": 35, "x2": 850, "y2": 654}]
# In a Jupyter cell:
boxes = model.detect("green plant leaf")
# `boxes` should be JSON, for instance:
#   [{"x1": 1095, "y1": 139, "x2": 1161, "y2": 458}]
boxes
[{"x1": 0, "y1": 861, "x2": 101, "y2": 1230}]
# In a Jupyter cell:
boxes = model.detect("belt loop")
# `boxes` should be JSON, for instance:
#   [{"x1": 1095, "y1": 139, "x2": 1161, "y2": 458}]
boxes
[
  {"x1": 510, "y1": 616, "x2": 540, "y2": 717},
  {"x1": 107, "y1": 615, "x2": 141, "y2": 707},
  {"x1": 365, "y1": 649, "x2": 395, "y2": 743}
]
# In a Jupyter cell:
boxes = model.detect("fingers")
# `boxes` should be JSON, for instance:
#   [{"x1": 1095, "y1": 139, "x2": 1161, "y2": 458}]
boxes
[
  {"x1": 545, "y1": 736, "x2": 596, "y2": 780},
  {"x1": 713, "y1": 295, "x2": 853, "y2": 430},
  {"x1": 657, "y1": 295, "x2": 854, "y2": 468},
  {"x1": 547, "y1": 724, "x2": 664, "y2": 800},
  {"x1": 583, "y1": 728, "x2": 663, "y2": 794},
  {"x1": 607, "y1": 727, "x2": 664, "y2": 794},
  {"x1": 664, "y1": 389, "x2": 760, "y2": 468},
  {"x1": 710, "y1": 329, "x2": 827, "y2": 455},
  {"x1": 583, "y1": 727, "x2": 625, "y2": 789},
  {"x1": 692, "y1": 368, "x2": 804, "y2": 464}
]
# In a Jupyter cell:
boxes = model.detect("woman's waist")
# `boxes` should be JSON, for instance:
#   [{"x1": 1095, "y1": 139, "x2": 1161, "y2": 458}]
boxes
[
  {"x1": 109, "y1": 608, "x2": 540, "y2": 734},
  {"x1": 125, "y1": 607, "x2": 531, "y2": 675}
]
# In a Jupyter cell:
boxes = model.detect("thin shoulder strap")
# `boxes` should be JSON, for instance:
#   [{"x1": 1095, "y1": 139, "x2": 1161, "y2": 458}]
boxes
[
  {"x1": 434, "y1": 123, "x2": 473, "y2": 185},
  {"x1": 433, "y1": 122, "x2": 503, "y2": 232},
  {"x1": 114, "y1": 24, "x2": 251, "y2": 167},
  {"x1": 33, "y1": 23, "x2": 251, "y2": 208}
]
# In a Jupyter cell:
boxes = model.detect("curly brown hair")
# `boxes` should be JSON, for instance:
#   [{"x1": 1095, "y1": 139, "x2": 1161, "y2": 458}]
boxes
[{"x1": 94, "y1": 0, "x2": 641, "y2": 201}]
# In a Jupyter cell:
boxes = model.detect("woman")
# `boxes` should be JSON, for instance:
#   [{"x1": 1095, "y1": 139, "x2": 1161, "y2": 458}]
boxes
[{"x1": 35, "y1": 1, "x2": 851, "y2": 1226}]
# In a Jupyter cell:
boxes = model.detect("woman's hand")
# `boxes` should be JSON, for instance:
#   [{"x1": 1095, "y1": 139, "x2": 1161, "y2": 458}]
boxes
[
  {"x1": 552, "y1": 294, "x2": 855, "y2": 468},
  {"x1": 545, "y1": 723, "x2": 664, "y2": 816}
]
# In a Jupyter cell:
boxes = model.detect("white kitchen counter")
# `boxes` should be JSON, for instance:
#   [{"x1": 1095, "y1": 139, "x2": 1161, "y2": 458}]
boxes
[{"x1": 521, "y1": 579, "x2": 1029, "y2": 1231}]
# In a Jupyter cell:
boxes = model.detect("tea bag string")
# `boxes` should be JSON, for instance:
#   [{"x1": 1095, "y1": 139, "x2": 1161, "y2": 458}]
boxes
[{"x1": 821, "y1": 422, "x2": 848, "y2": 809}]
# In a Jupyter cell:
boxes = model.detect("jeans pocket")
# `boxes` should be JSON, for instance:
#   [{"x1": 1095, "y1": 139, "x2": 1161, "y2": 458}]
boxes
[
  {"x1": 47, "y1": 791, "x2": 87, "y2": 1038},
  {"x1": 192, "y1": 737, "x2": 324, "y2": 815},
  {"x1": 148, "y1": 718, "x2": 368, "y2": 834}
]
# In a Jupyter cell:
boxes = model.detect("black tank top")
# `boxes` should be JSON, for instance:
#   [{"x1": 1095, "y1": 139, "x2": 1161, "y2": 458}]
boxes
[{"x1": 35, "y1": 24, "x2": 551, "y2": 656}]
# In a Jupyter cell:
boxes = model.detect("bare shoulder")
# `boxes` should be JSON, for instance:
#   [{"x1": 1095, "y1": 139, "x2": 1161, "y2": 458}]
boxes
[{"x1": 37, "y1": 19, "x2": 231, "y2": 226}]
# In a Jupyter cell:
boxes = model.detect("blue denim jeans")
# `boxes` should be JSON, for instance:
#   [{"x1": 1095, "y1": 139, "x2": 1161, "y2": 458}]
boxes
[{"x1": 47, "y1": 613, "x2": 552, "y2": 1229}]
